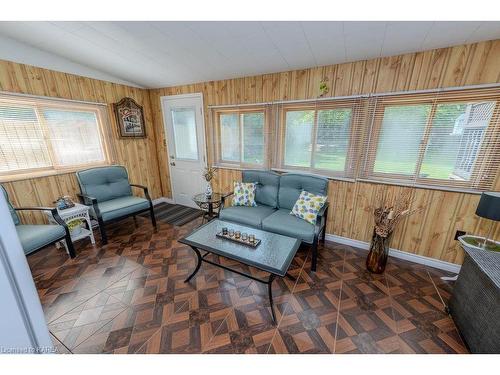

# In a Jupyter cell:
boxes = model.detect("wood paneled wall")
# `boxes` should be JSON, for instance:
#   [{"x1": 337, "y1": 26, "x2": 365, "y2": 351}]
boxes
[
  {"x1": 0, "y1": 60, "x2": 162, "y2": 224},
  {"x1": 150, "y1": 40, "x2": 500, "y2": 265},
  {"x1": 1, "y1": 40, "x2": 498, "y2": 264}
]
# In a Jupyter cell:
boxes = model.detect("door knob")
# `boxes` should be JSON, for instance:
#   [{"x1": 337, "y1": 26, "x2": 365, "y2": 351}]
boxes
[
  {"x1": 170, "y1": 161, "x2": 176, "y2": 166},
  {"x1": 170, "y1": 155, "x2": 175, "y2": 159}
]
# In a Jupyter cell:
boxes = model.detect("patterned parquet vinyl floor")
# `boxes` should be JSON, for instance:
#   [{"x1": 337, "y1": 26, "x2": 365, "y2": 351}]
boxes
[{"x1": 27, "y1": 215, "x2": 468, "y2": 354}]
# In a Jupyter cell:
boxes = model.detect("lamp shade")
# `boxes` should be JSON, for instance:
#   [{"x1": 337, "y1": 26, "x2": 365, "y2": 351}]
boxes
[{"x1": 475, "y1": 192, "x2": 500, "y2": 221}]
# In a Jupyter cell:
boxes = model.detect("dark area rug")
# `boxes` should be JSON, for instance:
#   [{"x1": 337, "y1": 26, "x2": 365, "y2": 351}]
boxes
[{"x1": 140, "y1": 202, "x2": 202, "y2": 226}]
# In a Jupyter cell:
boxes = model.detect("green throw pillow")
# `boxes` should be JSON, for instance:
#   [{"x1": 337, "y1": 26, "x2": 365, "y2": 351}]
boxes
[
  {"x1": 233, "y1": 182, "x2": 257, "y2": 207},
  {"x1": 290, "y1": 190, "x2": 327, "y2": 225}
]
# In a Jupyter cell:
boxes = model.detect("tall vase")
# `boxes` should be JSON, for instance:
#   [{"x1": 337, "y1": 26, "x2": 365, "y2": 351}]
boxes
[
  {"x1": 366, "y1": 229, "x2": 392, "y2": 274},
  {"x1": 205, "y1": 181, "x2": 213, "y2": 199}
]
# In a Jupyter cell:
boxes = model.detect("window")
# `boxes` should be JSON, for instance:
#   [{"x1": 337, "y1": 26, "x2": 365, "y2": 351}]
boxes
[
  {"x1": 362, "y1": 88, "x2": 500, "y2": 190},
  {"x1": 0, "y1": 94, "x2": 110, "y2": 179},
  {"x1": 216, "y1": 108, "x2": 266, "y2": 167},
  {"x1": 279, "y1": 102, "x2": 358, "y2": 177},
  {"x1": 171, "y1": 107, "x2": 198, "y2": 160},
  {"x1": 208, "y1": 86, "x2": 499, "y2": 192}
]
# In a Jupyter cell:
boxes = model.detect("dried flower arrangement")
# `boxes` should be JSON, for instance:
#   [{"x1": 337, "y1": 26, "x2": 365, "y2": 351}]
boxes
[
  {"x1": 373, "y1": 189, "x2": 424, "y2": 238},
  {"x1": 203, "y1": 166, "x2": 218, "y2": 182},
  {"x1": 367, "y1": 189, "x2": 426, "y2": 273}
]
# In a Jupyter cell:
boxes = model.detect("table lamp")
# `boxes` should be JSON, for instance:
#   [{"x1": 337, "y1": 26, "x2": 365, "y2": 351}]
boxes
[{"x1": 475, "y1": 191, "x2": 500, "y2": 250}]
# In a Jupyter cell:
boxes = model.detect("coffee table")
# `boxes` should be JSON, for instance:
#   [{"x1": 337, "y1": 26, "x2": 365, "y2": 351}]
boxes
[{"x1": 179, "y1": 219, "x2": 301, "y2": 324}]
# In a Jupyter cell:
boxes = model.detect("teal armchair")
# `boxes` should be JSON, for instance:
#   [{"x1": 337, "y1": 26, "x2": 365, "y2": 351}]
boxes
[
  {"x1": 1, "y1": 184, "x2": 76, "y2": 258},
  {"x1": 76, "y1": 165, "x2": 156, "y2": 244}
]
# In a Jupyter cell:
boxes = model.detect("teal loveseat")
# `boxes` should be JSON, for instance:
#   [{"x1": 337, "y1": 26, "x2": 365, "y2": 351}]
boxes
[
  {"x1": 76, "y1": 165, "x2": 156, "y2": 244},
  {"x1": 219, "y1": 170, "x2": 329, "y2": 271},
  {"x1": 1, "y1": 184, "x2": 75, "y2": 258}
]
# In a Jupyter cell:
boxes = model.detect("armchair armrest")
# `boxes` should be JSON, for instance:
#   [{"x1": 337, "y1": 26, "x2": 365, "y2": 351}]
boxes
[
  {"x1": 130, "y1": 184, "x2": 152, "y2": 201},
  {"x1": 77, "y1": 193, "x2": 97, "y2": 205},
  {"x1": 14, "y1": 206, "x2": 56, "y2": 212},
  {"x1": 77, "y1": 193, "x2": 101, "y2": 219},
  {"x1": 14, "y1": 206, "x2": 68, "y2": 229}
]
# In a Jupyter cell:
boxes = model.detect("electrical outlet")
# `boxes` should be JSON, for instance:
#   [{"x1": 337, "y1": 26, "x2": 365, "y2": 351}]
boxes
[{"x1": 454, "y1": 230, "x2": 466, "y2": 241}]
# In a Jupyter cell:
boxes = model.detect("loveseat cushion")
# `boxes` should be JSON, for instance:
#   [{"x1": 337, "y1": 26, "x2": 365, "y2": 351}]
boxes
[
  {"x1": 262, "y1": 209, "x2": 315, "y2": 244},
  {"x1": 16, "y1": 224, "x2": 66, "y2": 255},
  {"x1": 76, "y1": 166, "x2": 132, "y2": 202},
  {"x1": 219, "y1": 205, "x2": 276, "y2": 228},
  {"x1": 278, "y1": 173, "x2": 328, "y2": 211},
  {"x1": 95, "y1": 196, "x2": 150, "y2": 222},
  {"x1": 242, "y1": 170, "x2": 280, "y2": 208}
]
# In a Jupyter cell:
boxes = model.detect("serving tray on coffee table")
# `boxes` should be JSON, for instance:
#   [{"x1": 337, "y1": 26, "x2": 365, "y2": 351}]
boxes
[{"x1": 216, "y1": 231, "x2": 261, "y2": 247}]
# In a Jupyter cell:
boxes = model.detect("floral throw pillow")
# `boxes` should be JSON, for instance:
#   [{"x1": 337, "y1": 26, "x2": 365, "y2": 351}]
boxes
[
  {"x1": 290, "y1": 190, "x2": 327, "y2": 225},
  {"x1": 233, "y1": 182, "x2": 257, "y2": 207}
]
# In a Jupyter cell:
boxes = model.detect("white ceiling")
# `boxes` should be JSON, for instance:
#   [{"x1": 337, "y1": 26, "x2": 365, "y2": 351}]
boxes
[{"x1": 0, "y1": 21, "x2": 499, "y2": 89}]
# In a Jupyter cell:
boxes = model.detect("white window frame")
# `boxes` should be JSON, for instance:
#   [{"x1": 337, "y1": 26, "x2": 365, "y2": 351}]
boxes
[{"x1": 0, "y1": 93, "x2": 112, "y2": 182}]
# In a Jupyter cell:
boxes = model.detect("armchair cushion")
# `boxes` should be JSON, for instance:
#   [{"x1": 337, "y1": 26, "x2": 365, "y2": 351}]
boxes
[
  {"x1": 219, "y1": 205, "x2": 276, "y2": 229},
  {"x1": 93, "y1": 196, "x2": 150, "y2": 222},
  {"x1": 1, "y1": 184, "x2": 20, "y2": 225},
  {"x1": 76, "y1": 166, "x2": 132, "y2": 202},
  {"x1": 262, "y1": 209, "x2": 315, "y2": 244},
  {"x1": 242, "y1": 170, "x2": 280, "y2": 208},
  {"x1": 16, "y1": 224, "x2": 66, "y2": 255},
  {"x1": 278, "y1": 173, "x2": 328, "y2": 211}
]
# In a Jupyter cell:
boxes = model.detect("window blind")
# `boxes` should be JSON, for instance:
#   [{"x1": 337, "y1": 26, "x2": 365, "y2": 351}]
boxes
[
  {"x1": 208, "y1": 85, "x2": 499, "y2": 192},
  {"x1": 0, "y1": 94, "x2": 110, "y2": 178},
  {"x1": 273, "y1": 98, "x2": 367, "y2": 179},
  {"x1": 359, "y1": 87, "x2": 500, "y2": 191}
]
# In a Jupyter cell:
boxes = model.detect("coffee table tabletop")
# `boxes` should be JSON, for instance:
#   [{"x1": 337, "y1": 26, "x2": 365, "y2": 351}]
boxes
[{"x1": 180, "y1": 219, "x2": 301, "y2": 277}]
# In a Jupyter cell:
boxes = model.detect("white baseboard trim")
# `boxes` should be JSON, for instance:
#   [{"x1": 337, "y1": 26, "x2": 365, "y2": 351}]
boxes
[
  {"x1": 325, "y1": 234, "x2": 461, "y2": 274},
  {"x1": 152, "y1": 197, "x2": 175, "y2": 205}
]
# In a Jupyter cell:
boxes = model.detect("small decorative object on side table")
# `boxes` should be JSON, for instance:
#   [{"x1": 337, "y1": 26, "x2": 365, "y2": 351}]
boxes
[
  {"x1": 203, "y1": 165, "x2": 218, "y2": 199},
  {"x1": 366, "y1": 190, "x2": 425, "y2": 273},
  {"x1": 45, "y1": 202, "x2": 95, "y2": 250},
  {"x1": 54, "y1": 195, "x2": 75, "y2": 210},
  {"x1": 193, "y1": 192, "x2": 223, "y2": 224}
]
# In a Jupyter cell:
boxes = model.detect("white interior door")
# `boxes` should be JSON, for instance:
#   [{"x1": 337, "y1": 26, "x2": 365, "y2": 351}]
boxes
[{"x1": 161, "y1": 94, "x2": 206, "y2": 208}]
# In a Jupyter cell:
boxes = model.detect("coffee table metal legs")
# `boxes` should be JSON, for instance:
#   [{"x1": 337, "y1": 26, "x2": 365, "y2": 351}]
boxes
[
  {"x1": 267, "y1": 274, "x2": 276, "y2": 323},
  {"x1": 184, "y1": 246, "x2": 202, "y2": 282},
  {"x1": 183, "y1": 245, "x2": 283, "y2": 324}
]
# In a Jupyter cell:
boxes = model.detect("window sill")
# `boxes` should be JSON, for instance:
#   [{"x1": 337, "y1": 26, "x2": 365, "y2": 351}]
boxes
[
  {"x1": 211, "y1": 166, "x2": 484, "y2": 194},
  {"x1": 271, "y1": 168, "x2": 356, "y2": 183},
  {"x1": 356, "y1": 178, "x2": 483, "y2": 195},
  {"x1": 0, "y1": 163, "x2": 111, "y2": 183}
]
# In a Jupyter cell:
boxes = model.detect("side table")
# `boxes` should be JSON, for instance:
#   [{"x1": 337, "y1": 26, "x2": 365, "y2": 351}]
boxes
[
  {"x1": 193, "y1": 192, "x2": 222, "y2": 224},
  {"x1": 45, "y1": 203, "x2": 96, "y2": 251}
]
